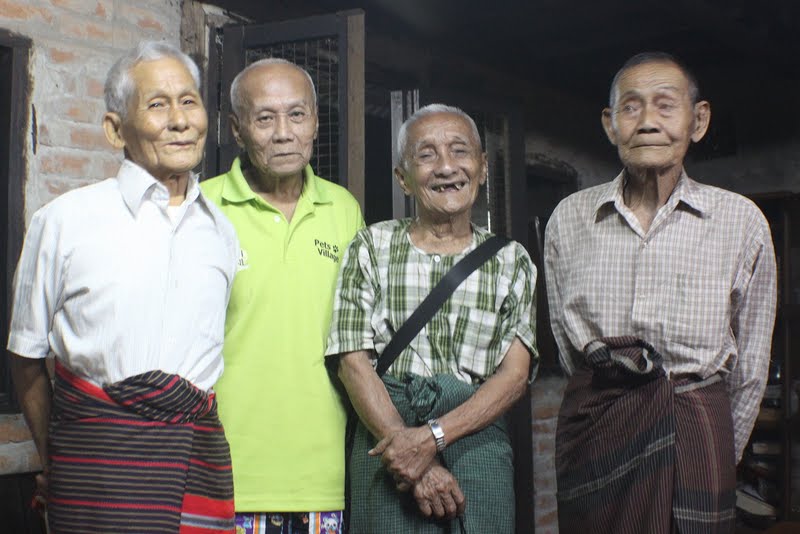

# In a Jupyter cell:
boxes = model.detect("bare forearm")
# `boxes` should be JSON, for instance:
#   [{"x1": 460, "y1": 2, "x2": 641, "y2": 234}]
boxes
[
  {"x1": 9, "y1": 355, "x2": 52, "y2": 465},
  {"x1": 438, "y1": 338, "x2": 530, "y2": 446},
  {"x1": 338, "y1": 350, "x2": 406, "y2": 440}
]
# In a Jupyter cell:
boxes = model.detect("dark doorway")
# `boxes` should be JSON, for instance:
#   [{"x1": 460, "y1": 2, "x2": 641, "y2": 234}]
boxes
[
  {"x1": 0, "y1": 29, "x2": 31, "y2": 413},
  {"x1": 0, "y1": 45, "x2": 12, "y2": 410},
  {"x1": 0, "y1": 29, "x2": 45, "y2": 534}
]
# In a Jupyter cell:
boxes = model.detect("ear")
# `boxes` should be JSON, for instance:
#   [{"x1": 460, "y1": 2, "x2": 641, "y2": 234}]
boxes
[
  {"x1": 313, "y1": 110, "x2": 319, "y2": 141},
  {"x1": 230, "y1": 114, "x2": 245, "y2": 149},
  {"x1": 479, "y1": 152, "x2": 488, "y2": 186},
  {"x1": 601, "y1": 108, "x2": 618, "y2": 146},
  {"x1": 102, "y1": 112, "x2": 126, "y2": 149},
  {"x1": 690, "y1": 100, "x2": 711, "y2": 143},
  {"x1": 394, "y1": 166, "x2": 412, "y2": 196}
]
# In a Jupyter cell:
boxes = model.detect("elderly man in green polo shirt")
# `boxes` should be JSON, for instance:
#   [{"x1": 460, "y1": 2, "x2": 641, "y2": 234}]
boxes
[{"x1": 201, "y1": 58, "x2": 363, "y2": 534}]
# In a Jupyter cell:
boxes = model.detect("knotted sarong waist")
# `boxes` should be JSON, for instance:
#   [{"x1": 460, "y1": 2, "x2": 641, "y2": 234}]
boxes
[
  {"x1": 556, "y1": 337, "x2": 736, "y2": 534},
  {"x1": 48, "y1": 360, "x2": 235, "y2": 534}
]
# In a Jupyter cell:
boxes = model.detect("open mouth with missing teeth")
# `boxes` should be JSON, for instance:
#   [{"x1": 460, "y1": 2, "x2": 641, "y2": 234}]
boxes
[{"x1": 431, "y1": 181, "x2": 467, "y2": 192}]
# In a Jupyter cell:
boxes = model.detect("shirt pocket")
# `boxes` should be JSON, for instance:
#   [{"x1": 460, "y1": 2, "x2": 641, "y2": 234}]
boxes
[
  {"x1": 666, "y1": 272, "x2": 729, "y2": 350},
  {"x1": 455, "y1": 306, "x2": 503, "y2": 379}
]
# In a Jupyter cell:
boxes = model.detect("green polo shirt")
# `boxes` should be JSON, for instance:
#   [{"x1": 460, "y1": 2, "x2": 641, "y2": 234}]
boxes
[{"x1": 201, "y1": 158, "x2": 363, "y2": 512}]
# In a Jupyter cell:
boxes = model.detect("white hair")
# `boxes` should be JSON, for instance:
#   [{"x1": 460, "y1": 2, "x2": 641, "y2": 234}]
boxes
[
  {"x1": 229, "y1": 58, "x2": 317, "y2": 118},
  {"x1": 104, "y1": 41, "x2": 201, "y2": 119},
  {"x1": 396, "y1": 104, "x2": 482, "y2": 169}
]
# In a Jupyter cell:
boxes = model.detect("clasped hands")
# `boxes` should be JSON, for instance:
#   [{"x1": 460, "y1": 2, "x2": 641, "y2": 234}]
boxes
[{"x1": 368, "y1": 426, "x2": 465, "y2": 520}]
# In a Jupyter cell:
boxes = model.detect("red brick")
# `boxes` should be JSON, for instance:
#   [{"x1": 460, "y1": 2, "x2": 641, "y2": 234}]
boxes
[
  {"x1": 137, "y1": 15, "x2": 164, "y2": 32},
  {"x1": 50, "y1": 96, "x2": 105, "y2": 123},
  {"x1": 100, "y1": 157, "x2": 121, "y2": 178},
  {"x1": 49, "y1": 47, "x2": 77, "y2": 64},
  {"x1": 533, "y1": 472, "x2": 556, "y2": 492},
  {"x1": 69, "y1": 125, "x2": 110, "y2": 151},
  {"x1": 0, "y1": 0, "x2": 54, "y2": 23},
  {"x1": 532, "y1": 418, "x2": 557, "y2": 435},
  {"x1": 38, "y1": 124, "x2": 51, "y2": 145},
  {"x1": 40, "y1": 153, "x2": 91, "y2": 177},
  {"x1": 86, "y1": 22, "x2": 112, "y2": 40},
  {"x1": 532, "y1": 402, "x2": 561, "y2": 420},
  {"x1": 45, "y1": 178, "x2": 94, "y2": 196},
  {"x1": 86, "y1": 78, "x2": 105, "y2": 98},
  {"x1": 47, "y1": 0, "x2": 111, "y2": 19},
  {"x1": 536, "y1": 437, "x2": 554, "y2": 454},
  {"x1": 0, "y1": 415, "x2": 32, "y2": 443},
  {"x1": 62, "y1": 14, "x2": 113, "y2": 41},
  {"x1": 535, "y1": 509, "x2": 558, "y2": 528}
]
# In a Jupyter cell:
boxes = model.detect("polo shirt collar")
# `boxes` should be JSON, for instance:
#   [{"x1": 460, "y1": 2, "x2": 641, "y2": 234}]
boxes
[
  {"x1": 220, "y1": 157, "x2": 332, "y2": 206},
  {"x1": 117, "y1": 159, "x2": 201, "y2": 215},
  {"x1": 593, "y1": 168, "x2": 710, "y2": 220}
]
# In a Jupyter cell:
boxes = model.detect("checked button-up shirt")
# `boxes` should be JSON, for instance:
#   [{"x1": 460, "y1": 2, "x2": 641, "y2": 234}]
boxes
[{"x1": 544, "y1": 170, "x2": 777, "y2": 460}]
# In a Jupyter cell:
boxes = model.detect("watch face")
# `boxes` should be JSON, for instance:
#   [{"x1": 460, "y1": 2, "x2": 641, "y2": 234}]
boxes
[{"x1": 428, "y1": 419, "x2": 446, "y2": 451}]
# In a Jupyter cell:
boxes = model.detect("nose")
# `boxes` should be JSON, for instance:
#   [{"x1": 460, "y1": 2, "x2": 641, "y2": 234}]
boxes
[
  {"x1": 168, "y1": 106, "x2": 189, "y2": 131},
  {"x1": 271, "y1": 114, "x2": 292, "y2": 142},
  {"x1": 636, "y1": 103, "x2": 660, "y2": 133},
  {"x1": 433, "y1": 150, "x2": 456, "y2": 177}
]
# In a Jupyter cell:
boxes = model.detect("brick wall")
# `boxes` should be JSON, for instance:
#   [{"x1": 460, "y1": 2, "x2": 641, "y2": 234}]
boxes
[
  {"x1": 0, "y1": 0, "x2": 183, "y2": 475},
  {"x1": 532, "y1": 374, "x2": 568, "y2": 533}
]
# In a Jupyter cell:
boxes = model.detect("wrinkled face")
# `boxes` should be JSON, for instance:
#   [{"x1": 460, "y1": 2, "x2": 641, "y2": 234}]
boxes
[
  {"x1": 232, "y1": 63, "x2": 318, "y2": 182},
  {"x1": 602, "y1": 61, "x2": 709, "y2": 174},
  {"x1": 395, "y1": 112, "x2": 487, "y2": 222},
  {"x1": 118, "y1": 57, "x2": 207, "y2": 180}
]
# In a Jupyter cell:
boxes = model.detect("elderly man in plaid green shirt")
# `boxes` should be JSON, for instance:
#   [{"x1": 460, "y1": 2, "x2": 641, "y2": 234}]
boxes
[{"x1": 325, "y1": 104, "x2": 538, "y2": 533}]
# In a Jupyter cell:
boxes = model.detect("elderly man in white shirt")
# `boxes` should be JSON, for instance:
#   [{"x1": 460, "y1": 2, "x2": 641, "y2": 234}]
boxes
[{"x1": 8, "y1": 41, "x2": 238, "y2": 534}]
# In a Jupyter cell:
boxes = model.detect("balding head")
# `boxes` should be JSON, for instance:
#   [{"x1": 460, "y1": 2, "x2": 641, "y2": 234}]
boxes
[{"x1": 230, "y1": 58, "x2": 316, "y2": 119}]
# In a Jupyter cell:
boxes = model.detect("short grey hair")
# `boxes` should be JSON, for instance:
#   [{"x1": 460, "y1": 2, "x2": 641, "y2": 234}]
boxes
[
  {"x1": 608, "y1": 51, "x2": 700, "y2": 107},
  {"x1": 104, "y1": 41, "x2": 201, "y2": 119},
  {"x1": 396, "y1": 104, "x2": 482, "y2": 169},
  {"x1": 229, "y1": 58, "x2": 317, "y2": 118}
]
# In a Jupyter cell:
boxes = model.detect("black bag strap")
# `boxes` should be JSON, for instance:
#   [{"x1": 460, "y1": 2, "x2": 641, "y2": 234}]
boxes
[{"x1": 375, "y1": 234, "x2": 510, "y2": 378}]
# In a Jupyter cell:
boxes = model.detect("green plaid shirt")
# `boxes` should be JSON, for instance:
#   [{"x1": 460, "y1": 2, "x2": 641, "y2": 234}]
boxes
[{"x1": 326, "y1": 219, "x2": 538, "y2": 382}]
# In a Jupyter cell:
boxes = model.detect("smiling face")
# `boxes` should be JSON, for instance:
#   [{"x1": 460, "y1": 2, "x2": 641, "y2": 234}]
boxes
[
  {"x1": 104, "y1": 56, "x2": 208, "y2": 181},
  {"x1": 395, "y1": 112, "x2": 487, "y2": 224},
  {"x1": 231, "y1": 63, "x2": 318, "y2": 183},
  {"x1": 602, "y1": 60, "x2": 710, "y2": 174}
]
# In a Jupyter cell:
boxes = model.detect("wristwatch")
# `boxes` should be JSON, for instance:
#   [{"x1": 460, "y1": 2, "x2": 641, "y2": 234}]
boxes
[{"x1": 427, "y1": 418, "x2": 447, "y2": 452}]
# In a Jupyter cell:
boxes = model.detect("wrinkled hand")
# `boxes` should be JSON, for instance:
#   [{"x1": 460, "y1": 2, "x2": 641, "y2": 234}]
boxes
[
  {"x1": 369, "y1": 426, "x2": 437, "y2": 486},
  {"x1": 413, "y1": 463, "x2": 466, "y2": 520}
]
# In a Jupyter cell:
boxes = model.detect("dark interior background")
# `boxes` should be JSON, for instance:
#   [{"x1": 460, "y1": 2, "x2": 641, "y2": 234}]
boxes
[{"x1": 207, "y1": 0, "x2": 800, "y2": 223}]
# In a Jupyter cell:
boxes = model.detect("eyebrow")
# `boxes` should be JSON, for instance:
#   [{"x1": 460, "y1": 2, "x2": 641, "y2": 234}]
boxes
[
  {"x1": 141, "y1": 87, "x2": 199, "y2": 101},
  {"x1": 252, "y1": 99, "x2": 311, "y2": 113}
]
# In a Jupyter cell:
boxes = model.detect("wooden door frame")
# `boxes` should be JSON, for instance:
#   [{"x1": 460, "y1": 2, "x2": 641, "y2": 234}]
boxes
[
  {"x1": 0, "y1": 29, "x2": 31, "y2": 413},
  {"x1": 204, "y1": 10, "x2": 365, "y2": 209}
]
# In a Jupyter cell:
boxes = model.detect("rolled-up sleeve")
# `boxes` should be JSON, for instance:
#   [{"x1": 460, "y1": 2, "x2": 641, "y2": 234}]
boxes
[
  {"x1": 325, "y1": 230, "x2": 379, "y2": 357},
  {"x1": 8, "y1": 208, "x2": 65, "y2": 359},
  {"x1": 502, "y1": 243, "x2": 538, "y2": 377}
]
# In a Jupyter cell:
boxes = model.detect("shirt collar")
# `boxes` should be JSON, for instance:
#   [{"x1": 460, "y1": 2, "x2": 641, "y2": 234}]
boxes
[
  {"x1": 117, "y1": 159, "x2": 201, "y2": 215},
  {"x1": 593, "y1": 168, "x2": 710, "y2": 220},
  {"x1": 220, "y1": 157, "x2": 331, "y2": 206}
]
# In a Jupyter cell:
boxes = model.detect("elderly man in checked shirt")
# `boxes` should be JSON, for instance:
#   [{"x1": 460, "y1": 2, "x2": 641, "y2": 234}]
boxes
[
  {"x1": 326, "y1": 104, "x2": 537, "y2": 533},
  {"x1": 545, "y1": 52, "x2": 776, "y2": 534}
]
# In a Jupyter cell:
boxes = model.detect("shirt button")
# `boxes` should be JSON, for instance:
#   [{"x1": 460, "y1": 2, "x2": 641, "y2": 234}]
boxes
[
  {"x1": 433, "y1": 255, "x2": 441, "y2": 263},
  {"x1": 273, "y1": 215, "x2": 281, "y2": 223}
]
